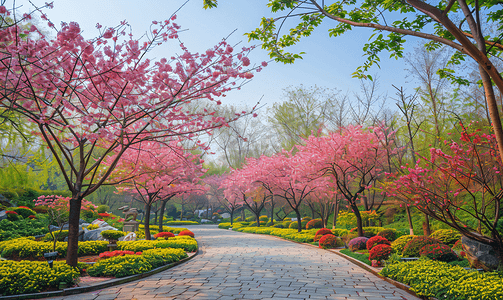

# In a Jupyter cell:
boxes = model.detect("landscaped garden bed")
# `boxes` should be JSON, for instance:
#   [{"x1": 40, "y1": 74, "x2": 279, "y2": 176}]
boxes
[{"x1": 0, "y1": 230, "x2": 198, "y2": 297}]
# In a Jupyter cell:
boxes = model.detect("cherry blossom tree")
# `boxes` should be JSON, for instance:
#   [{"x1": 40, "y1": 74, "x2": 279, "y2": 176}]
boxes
[
  {"x1": 386, "y1": 124, "x2": 503, "y2": 268},
  {"x1": 257, "y1": 152, "x2": 324, "y2": 232},
  {"x1": 0, "y1": 5, "x2": 260, "y2": 266},
  {"x1": 204, "y1": 174, "x2": 241, "y2": 225},
  {"x1": 109, "y1": 140, "x2": 206, "y2": 239},
  {"x1": 298, "y1": 125, "x2": 392, "y2": 236}
]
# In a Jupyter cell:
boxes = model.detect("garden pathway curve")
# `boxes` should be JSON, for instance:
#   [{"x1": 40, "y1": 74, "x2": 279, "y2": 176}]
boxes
[{"x1": 47, "y1": 225, "x2": 420, "y2": 300}]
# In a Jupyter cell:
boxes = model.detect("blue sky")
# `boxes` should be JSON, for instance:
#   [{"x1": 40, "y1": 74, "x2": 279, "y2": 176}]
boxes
[{"x1": 15, "y1": 0, "x2": 419, "y2": 109}]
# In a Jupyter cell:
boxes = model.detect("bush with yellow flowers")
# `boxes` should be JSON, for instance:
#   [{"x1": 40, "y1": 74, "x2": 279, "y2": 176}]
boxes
[
  {"x1": 0, "y1": 260, "x2": 79, "y2": 296},
  {"x1": 0, "y1": 237, "x2": 108, "y2": 259},
  {"x1": 87, "y1": 248, "x2": 187, "y2": 278},
  {"x1": 117, "y1": 236, "x2": 197, "y2": 252},
  {"x1": 380, "y1": 259, "x2": 503, "y2": 300}
]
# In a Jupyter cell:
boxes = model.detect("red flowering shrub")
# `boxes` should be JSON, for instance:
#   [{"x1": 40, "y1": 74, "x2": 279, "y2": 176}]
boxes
[
  {"x1": 315, "y1": 228, "x2": 332, "y2": 236},
  {"x1": 306, "y1": 219, "x2": 323, "y2": 229},
  {"x1": 99, "y1": 250, "x2": 142, "y2": 259},
  {"x1": 178, "y1": 230, "x2": 194, "y2": 237},
  {"x1": 18, "y1": 206, "x2": 31, "y2": 209},
  {"x1": 154, "y1": 232, "x2": 175, "y2": 239},
  {"x1": 98, "y1": 213, "x2": 111, "y2": 218},
  {"x1": 366, "y1": 236, "x2": 391, "y2": 250},
  {"x1": 11, "y1": 207, "x2": 37, "y2": 219},
  {"x1": 319, "y1": 234, "x2": 343, "y2": 249},
  {"x1": 419, "y1": 243, "x2": 458, "y2": 262},
  {"x1": 28, "y1": 215, "x2": 37, "y2": 219},
  {"x1": 5, "y1": 211, "x2": 18, "y2": 214},
  {"x1": 368, "y1": 244, "x2": 393, "y2": 261},
  {"x1": 313, "y1": 234, "x2": 324, "y2": 242},
  {"x1": 402, "y1": 236, "x2": 442, "y2": 257},
  {"x1": 348, "y1": 237, "x2": 369, "y2": 251}
]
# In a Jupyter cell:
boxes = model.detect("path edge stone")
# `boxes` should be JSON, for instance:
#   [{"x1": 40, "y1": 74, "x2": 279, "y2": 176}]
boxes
[{"x1": 1, "y1": 248, "x2": 199, "y2": 300}]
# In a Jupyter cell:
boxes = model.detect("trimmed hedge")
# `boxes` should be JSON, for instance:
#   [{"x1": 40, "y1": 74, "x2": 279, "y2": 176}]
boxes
[
  {"x1": 430, "y1": 229, "x2": 461, "y2": 246},
  {"x1": 0, "y1": 260, "x2": 79, "y2": 296},
  {"x1": 319, "y1": 234, "x2": 343, "y2": 249},
  {"x1": 0, "y1": 238, "x2": 108, "y2": 259},
  {"x1": 380, "y1": 260, "x2": 503, "y2": 300},
  {"x1": 366, "y1": 236, "x2": 391, "y2": 250},
  {"x1": 348, "y1": 237, "x2": 369, "y2": 251},
  {"x1": 117, "y1": 236, "x2": 198, "y2": 252},
  {"x1": 391, "y1": 235, "x2": 416, "y2": 254},
  {"x1": 402, "y1": 236, "x2": 442, "y2": 258},
  {"x1": 165, "y1": 221, "x2": 199, "y2": 225},
  {"x1": 87, "y1": 248, "x2": 187, "y2": 278},
  {"x1": 306, "y1": 219, "x2": 323, "y2": 229}
]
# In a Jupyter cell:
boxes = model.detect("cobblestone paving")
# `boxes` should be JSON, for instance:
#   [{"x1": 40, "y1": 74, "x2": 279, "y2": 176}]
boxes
[{"x1": 47, "y1": 225, "x2": 420, "y2": 300}]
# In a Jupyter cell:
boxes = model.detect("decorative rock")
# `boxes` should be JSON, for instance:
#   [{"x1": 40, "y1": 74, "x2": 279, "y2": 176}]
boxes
[
  {"x1": 0, "y1": 210, "x2": 6, "y2": 221},
  {"x1": 121, "y1": 232, "x2": 136, "y2": 241},
  {"x1": 462, "y1": 235, "x2": 500, "y2": 271},
  {"x1": 91, "y1": 219, "x2": 109, "y2": 227}
]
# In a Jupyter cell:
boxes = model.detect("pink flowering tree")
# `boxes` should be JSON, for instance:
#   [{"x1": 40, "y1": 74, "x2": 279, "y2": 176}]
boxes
[
  {"x1": 222, "y1": 163, "x2": 270, "y2": 227},
  {"x1": 257, "y1": 152, "x2": 323, "y2": 232},
  {"x1": 0, "y1": 5, "x2": 261, "y2": 265},
  {"x1": 298, "y1": 125, "x2": 393, "y2": 237},
  {"x1": 204, "y1": 174, "x2": 242, "y2": 225},
  {"x1": 386, "y1": 124, "x2": 503, "y2": 267},
  {"x1": 109, "y1": 140, "x2": 206, "y2": 239}
]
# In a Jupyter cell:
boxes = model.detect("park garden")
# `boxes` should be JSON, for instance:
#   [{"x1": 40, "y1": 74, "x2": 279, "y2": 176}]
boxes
[{"x1": 1, "y1": 0, "x2": 503, "y2": 299}]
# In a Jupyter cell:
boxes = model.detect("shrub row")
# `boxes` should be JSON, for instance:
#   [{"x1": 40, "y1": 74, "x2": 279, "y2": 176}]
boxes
[
  {"x1": 117, "y1": 236, "x2": 198, "y2": 252},
  {"x1": 138, "y1": 225, "x2": 187, "y2": 234},
  {"x1": 0, "y1": 261, "x2": 79, "y2": 296},
  {"x1": 165, "y1": 221, "x2": 199, "y2": 226},
  {"x1": 234, "y1": 227, "x2": 318, "y2": 243},
  {"x1": 380, "y1": 259, "x2": 503, "y2": 300},
  {"x1": 87, "y1": 248, "x2": 187, "y2": 278}
]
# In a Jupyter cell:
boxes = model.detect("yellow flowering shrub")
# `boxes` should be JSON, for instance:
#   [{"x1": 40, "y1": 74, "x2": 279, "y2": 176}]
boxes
[
  {"x1": 0, "y1": 260, "x2": 79, "y2": 296},
  {"x1": 0, "y1": 238, "x2": 108, "y2": 259},
  {"x1": 234, "y1": 227, "x2": 317, "y2": 243},
  {"x1": 138, "y1": 225, "x2": 187, "y2": 234},
  {"x1": 117, "y1": 236, "x2": 197, "y2": 252},
  {"x1": 380, "y1": 259, "x2": 503, "y2": 299},
  {"x1": 87, "y1": 248, "x2": 188, "y2": 278}
]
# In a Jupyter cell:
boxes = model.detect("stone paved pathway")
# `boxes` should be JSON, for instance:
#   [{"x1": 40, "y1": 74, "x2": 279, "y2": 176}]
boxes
[{"x1": 47, "y1": 225, "x2": 420, "y2": 300}]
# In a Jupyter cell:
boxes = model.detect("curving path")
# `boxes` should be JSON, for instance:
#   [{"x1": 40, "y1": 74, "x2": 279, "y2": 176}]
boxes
[{"x1": 47, "y1": 225, "x2": 420, "y2": 300}]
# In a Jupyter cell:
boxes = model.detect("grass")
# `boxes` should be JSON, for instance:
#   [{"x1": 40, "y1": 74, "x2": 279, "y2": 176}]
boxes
[{"x1": 340, "y1": 248, "x2": 371, "y2": 266}]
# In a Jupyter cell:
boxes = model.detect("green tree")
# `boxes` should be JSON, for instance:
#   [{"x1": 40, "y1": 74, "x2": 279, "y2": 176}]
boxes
[{"x1": 204, "y1": 0, "x2": 503, "y2": 163}]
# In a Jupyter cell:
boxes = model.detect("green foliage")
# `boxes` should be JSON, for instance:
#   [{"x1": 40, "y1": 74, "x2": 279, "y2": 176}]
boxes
[
  {"x1": 380, "y1": 260, "x2": 503, "y2": 299},
  {"x1": 0, "y1": 260, "x2": 79, "y2": 296},
  {"x1": 101, "y1": 230, "x2": 125, "y2": 240},
  {"x1": 259, "y1": 215, "x2": 269, "y2": 222},
  {"x1": 233, "y1": 226, "x2": 318, "y2": 243},
  {"x1": 391, "y1": 235, "x2": 417, "y2": 254},
  {"x1": 10, "y1": 207, "x2": 36, "y2": 219},
  {"x1": 97, "y1": 205, "x2": 109, "y2": 213},
  {"x1": 340, "y1": 248, "x2": 371, "y2": 266},
  {"x1": 0, "y1": 218, "x2": 49, "y2": 241},
  {"x1": 377, "y1": 229, "x2": 399, "y2": 241},
  {"x1": 43, "y1": 230, "x2": 69, "y2": 242},
  {"x1": 429, "y1": 229, "x2": 461, "y2": 246},
  {"x1": 402, "y1": 236, "x2": 442, "y2": 258},
  {"x1": 218, "y1": 222, "x2": 232, "y2": 229},
  {"x1": 335, "y1": 211, "x2": 380, "y2": 228},
  {"x1": 138, "y1": 224, "x2": 187, "y2": 234}
]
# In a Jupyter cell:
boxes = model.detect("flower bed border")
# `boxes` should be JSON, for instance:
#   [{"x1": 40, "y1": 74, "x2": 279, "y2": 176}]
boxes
[{"x1": 1, "y1": 244, "x2": 199, "y2": 299}]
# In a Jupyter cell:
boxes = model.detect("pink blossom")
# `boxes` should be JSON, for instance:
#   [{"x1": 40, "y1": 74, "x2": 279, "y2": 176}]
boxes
[
  {"x1": 103, "y1": 28, "x2": 114, "y2": 39},
  {"x1": 0, "y1": 6, "x2": 7, "y2": 14}
]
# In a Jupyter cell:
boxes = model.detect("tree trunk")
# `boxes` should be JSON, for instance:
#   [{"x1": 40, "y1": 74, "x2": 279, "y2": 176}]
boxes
[
  {"x1": 423, "y1": 214, "x2": 431, "y2": 236},
  {"x1": 180, "y1": 203, "x2": 184, "y2": 220},
  {"x1": 158, "y1": 199, "x2": 168, "y2": 232},
  {"x1": 269, "y1": 201, "x2": 275, "y2": 225},
  {"x1": 230, "y1": 207, "x2": 235, "y2": 225},
  {"x1": 255, "y1": 210, "x2": 261, "y2": 227},
  {"x1": 351, "y1": 202, "x2": 364, "y2": 237},
  {"x1": 66, "y1": 194, "x2": 82, "y2": 267},
  {"x1": 332, "y1": 200, "x2": 339, "y2": 230},
  {"x1": 405, "y1": 205, "x2": 414, "y2": 235},
  {"x1": 241, "y1": 207, "x2": 245, "y2": 221},
  {"x1": 294, "y1": 209, "x2": 302, "y2": 232},
  {"x1": 144, "y1": 203, "x2": 152, "y2": 240}
]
